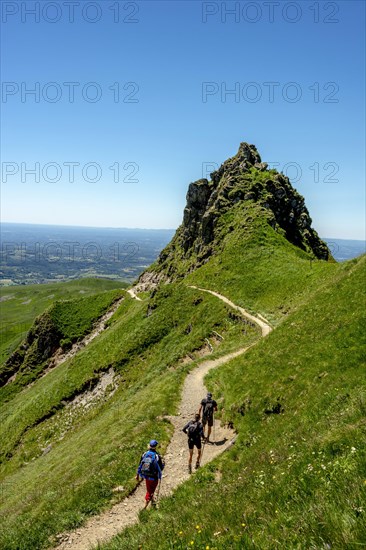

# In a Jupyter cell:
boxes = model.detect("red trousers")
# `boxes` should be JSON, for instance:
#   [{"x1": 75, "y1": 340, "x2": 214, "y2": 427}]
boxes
[{"x1": 145, "y1": 478, "x2": 159, "y2": 502}]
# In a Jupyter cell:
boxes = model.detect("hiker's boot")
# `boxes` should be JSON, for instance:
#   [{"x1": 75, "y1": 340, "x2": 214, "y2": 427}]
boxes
[
  {"x1": 151, "y1": 499, "x2": 157, "y2": 508},
  {"x1": 195, "y1": 461, "x2": 200, "y2": 469},
  {"x1": 188, "y1": 464, "x2": 192, "y2": 474}
]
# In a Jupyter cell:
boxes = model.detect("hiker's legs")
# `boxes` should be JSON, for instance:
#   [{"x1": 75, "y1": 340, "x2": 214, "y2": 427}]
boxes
[
  {"x1": 188, "y1": 441, "x2": 194, "y2": 472},
  {"x1": 195, "y1": 440, "x2": 202, "y2": 468},
  {"x1": 206, "y1": 417, "x2": 214, "y2": 442},
  {"x1": 202, "y1": 418, "x2": 207, "y2": 438},
  {"x1": 144, "y1": 479, "x2": 158, "y2": 507},
  {"x1": 196, "y1": 448, "x2": 202, "y2": 467}
]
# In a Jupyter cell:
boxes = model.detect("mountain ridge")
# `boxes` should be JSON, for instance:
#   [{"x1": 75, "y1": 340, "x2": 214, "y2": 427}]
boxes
[{"x1": 137, "y1": 142, "x2": 331, "y2": 290}]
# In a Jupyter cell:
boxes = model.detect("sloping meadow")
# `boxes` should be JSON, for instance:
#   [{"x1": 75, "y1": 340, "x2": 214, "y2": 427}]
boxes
[
  {"x1": 98, "y1": 255, "x2": 365, "y2": 549},
  {"x1": 0, "y1": 284, "x2": 258, "y2": 549}
]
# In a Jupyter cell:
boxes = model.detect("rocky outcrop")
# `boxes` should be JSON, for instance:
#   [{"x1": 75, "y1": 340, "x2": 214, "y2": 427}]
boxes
[
  {"x1": 137, "y1": 142, "x2": 331, "y2": 287},
  {"x1": 1, "y1": 312, "x2": 61, "y2": 387}
]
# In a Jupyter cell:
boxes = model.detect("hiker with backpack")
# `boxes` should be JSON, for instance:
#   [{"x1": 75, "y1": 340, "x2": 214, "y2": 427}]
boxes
[
  {"x1": 182, "y1": 413, "x2": 205, "y2": 473},
  {"x1": 199, "y1": 392, "x2": 218, "y2": 443},
  {"x1": 136, "y1": 439, "x2": 165, "y2": 508}
]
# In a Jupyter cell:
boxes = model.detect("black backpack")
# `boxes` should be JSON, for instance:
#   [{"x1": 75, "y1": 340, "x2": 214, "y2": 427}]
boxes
[
  {"x1": 140, "y1": 451, "x2": 159, "y2": 477},
  {"x1": 187, "y1": 421, "x2": 200, "y2": 438},
  {"x1": 203, "y1": 399, "x2": 214, "y2": 420}
]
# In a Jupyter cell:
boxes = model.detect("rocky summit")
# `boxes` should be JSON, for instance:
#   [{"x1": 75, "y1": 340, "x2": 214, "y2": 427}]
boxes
[{"x1": 137, "y1": 142, "x2": 330, "y2": 289}]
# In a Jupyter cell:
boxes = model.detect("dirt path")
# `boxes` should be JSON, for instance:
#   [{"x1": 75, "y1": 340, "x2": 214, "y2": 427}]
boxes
[
  {"x1": 188, "y1": 286, "x2": 272, "y2": 337},
  {"x1": 126, "y1": 288, "x2": 142, "y2": 301},
  {"x1": 54, "y1": 288, "x2": 272, "y2": 550}
]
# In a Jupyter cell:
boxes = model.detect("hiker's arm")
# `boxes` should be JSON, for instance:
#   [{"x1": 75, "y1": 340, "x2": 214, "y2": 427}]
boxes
[
  {"x1": 182, "y1": 422, "x2": 189, "y2": 433},
  {"x1": 136, "y1": 454, "x2": 143, "y2": 480},
  {"x1": 158, "y1": 455, "x2": 165, "y2": 471}
]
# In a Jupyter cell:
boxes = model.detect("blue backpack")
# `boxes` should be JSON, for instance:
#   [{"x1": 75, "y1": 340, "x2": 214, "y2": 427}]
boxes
[{"x1": 140, "y1": 450, "x2": 159, "y2": 478}]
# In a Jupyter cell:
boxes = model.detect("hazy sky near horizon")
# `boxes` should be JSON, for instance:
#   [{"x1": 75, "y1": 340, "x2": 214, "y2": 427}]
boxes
[{"x1": 1, "y1": 0, "x2": 365, "y2": 239}]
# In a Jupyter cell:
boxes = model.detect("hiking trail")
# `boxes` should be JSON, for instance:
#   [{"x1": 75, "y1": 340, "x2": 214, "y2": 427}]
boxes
[{"x1": 54, "y1": 287, "x2": 272, "y2": 550}]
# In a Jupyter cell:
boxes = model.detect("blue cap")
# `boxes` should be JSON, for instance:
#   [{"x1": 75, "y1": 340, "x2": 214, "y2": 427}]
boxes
[{"x1": 149, "y1": 439, "x2": 158, "y2": 448}]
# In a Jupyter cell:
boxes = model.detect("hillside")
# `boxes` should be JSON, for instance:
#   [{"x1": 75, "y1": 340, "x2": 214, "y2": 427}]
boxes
[
  {"x1": 137, "y1": 143, "x2": 331, "y2": 290},
  {"x1": 100, "y1": 254, "x2": 366, "y2": 550},
  {"x1": 0, "y1": 278, "x2": 127, "y2": 365},
  {"x1": 0, "y1": 143, "x2": 364, "y2": 550}
]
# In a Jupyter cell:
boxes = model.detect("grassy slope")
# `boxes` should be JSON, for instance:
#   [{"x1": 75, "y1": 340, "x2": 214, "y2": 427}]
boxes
[
  {"x1": 185, "y1": 203, "x2": 338, "y2": 325},
  {"x1": 0, "y1": 285, "x2": 258, "y2": 550},
  {"x1": 99, "y1": 255, "x2": 366, "y2": 550},
  {"x1": 0, "y1": 278, "x2": 127, "y2": 365},
  {"x1": 0, "y1": 289, "x2": 124, "y2": 404}
]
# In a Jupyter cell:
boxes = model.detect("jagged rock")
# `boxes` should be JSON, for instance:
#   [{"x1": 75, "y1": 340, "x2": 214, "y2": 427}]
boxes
[
  {"x1": 136, "y1": 141, "x2": 331, "y2": 287},
  {"x1": 254, "y1": 162, "x2": 268, "y2": 171}
]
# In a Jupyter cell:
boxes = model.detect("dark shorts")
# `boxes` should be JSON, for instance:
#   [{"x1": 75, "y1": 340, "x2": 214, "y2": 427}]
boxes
[
  {"x1": 188, "y1": 438, "x2": 202, "y2": 450},
  {"x1": 202, "y1": 416, "x2": 213, "y2": 427}
]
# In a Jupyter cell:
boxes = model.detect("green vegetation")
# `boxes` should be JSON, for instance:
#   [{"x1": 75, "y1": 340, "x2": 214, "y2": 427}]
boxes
[
  {"x1": 186, "y1": 203, "x2": 338, "y2": 324},
  {"x1": 0, "y1": 278, "x2": 127, "y2": 365},
  {"x1": 99, "y1": 254, "x2": 366, "y2": 550},
  {"x1": 0, "y1": 289, "x2": 124, "y2": 404},
  {"x1": 0, "y1": 285, "x2": 258, "y2": 550},
  {"x1": 0, "y1": 154, "x2": 364, "y2": 549}
]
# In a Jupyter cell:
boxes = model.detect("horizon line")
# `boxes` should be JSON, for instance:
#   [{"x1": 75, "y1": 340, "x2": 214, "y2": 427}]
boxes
[{"x1": 0, "y1": 221, "x2": 365, "y2": 242}]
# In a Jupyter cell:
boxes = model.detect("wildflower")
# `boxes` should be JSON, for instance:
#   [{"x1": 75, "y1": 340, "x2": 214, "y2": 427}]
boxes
[
  {"x1": 206, "y1": 546, "x2": 210, "y2": 550},
  {"x1": 190, "y1": 542, "x2": 194, "y2": 546},
  {"x1": 241, "y1": 523, "x2": 246, "y2": 527},
  {"x1": 179, "y1": 531, "x2": 183, "y2": 535},
  {"x1": 351, "y1": 447, "x2": 356, "y2": 453},
  {"x1": 196, "y1": 525, "x2": 200, "y2": 530}
]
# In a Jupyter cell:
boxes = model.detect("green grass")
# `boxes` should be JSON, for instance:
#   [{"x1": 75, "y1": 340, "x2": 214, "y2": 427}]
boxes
[
  {"x1": 0, "y1": 289, "x2": 124, "y2": 404},
  {"x1": 0, "y1": 221, "x2": 364, "y2": 549},
  {"x1": 185, "y1": 204, "x2": 339, "y2": 325},
  {"x1": 0, "y1": 278, "x2": 127, "y2": 365},
  {"x1": 97, "y1": 255, "x2": 366, "y2": 550},
  {"x1": 0, "y1": 284, "x2": 258, "y2": 550}
]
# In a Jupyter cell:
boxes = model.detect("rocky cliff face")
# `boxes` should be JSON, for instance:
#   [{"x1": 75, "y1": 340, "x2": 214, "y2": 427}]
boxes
[{"x1": 137, "y1": 142, "x2": 330, "y2": 289}]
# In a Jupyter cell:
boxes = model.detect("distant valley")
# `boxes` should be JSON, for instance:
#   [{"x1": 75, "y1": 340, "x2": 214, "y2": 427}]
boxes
[{"x1": 1, "y1": 223, "x2": 364, "y2": 286}]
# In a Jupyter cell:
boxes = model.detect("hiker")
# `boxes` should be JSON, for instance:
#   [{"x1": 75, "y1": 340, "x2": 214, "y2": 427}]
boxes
[
  {"x1": 182, "y1": 413, "x2": 205, "y2": 473},
  {"x1": 136, "y1": 439, "x2": 164, "y2": 508},
  {"x1": 199, "y1": 392, "x2": 218, "y2": 443}
]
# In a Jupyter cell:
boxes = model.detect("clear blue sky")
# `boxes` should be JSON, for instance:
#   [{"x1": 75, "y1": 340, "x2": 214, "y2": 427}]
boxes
[{"x1": 1, "y1": 0, "x2": 365, "y2": 239}]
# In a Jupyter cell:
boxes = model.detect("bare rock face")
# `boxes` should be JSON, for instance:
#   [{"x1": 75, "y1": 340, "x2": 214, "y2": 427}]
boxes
[{"x1": 137, "y1": 142, "x2": 330, "y2": 287}]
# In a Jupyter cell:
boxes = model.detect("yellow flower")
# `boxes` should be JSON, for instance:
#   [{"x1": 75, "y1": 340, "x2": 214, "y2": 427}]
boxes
[
  {"x1": 179, "y1": 531, "x2": 183, "y2": 535},
  {"x1": 196, "y1": 525, "x2": 200, "y2": 529},
  {"x1": 241, "y1": 523, "x2": 246, "y2": 527},
  {"x1": 190, "y1": 542, "x2": 194, "y2": 546},
  {"x1": 206, "y1": 546, "x2": 210, "y2": 550}
]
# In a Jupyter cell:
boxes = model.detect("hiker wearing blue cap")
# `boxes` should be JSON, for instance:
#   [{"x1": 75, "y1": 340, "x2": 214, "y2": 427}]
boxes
[{"x1": 136, "y1": 440, "x2": 165, "y2": 508}]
